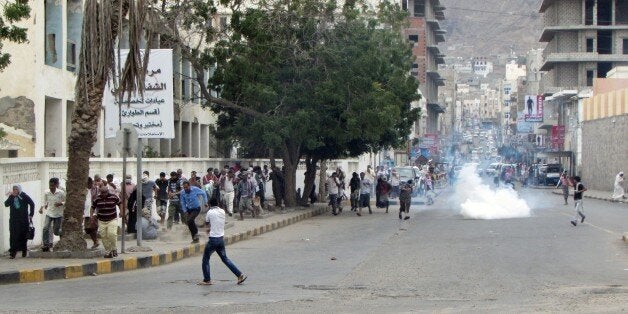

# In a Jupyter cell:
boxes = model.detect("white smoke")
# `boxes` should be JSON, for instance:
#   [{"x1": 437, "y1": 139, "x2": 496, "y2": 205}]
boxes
[{"x1": 451, "y1": 164, "x2": 531, "y2": 219}]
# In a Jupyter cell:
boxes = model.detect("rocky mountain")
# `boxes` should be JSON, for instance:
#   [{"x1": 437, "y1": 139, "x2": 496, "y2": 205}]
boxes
[{"x1": 440, "y1": 0, "x2": 545, "y2": 58}]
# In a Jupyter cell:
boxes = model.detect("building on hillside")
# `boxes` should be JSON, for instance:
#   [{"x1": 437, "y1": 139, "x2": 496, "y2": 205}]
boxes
[
  {"x1": 402, "y1": 0, "x2": 446, "y2": 138},
  {"x1": 0, "y1": 0, "x2": 222, "y2": 159},
  {"x1": 472, "y1": 57, "x2": 494, "y2": 77}
]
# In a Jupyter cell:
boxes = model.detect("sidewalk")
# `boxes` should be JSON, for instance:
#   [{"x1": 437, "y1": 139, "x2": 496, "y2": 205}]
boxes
[
  {"x1": 0, "y1": 205, "x2": 327, "y2": 285},
  {"x1": 550, "y1": 189, "x2": 627, "y2": 204}
]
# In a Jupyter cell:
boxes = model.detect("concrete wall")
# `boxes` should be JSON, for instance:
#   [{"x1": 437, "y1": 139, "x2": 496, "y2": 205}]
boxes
[
  {"x1": 580, "y1": 114, "x2": 628, "y2": 191},
  {"x1": 0, "y1": 157, "x2": 367, "y2": 252}
]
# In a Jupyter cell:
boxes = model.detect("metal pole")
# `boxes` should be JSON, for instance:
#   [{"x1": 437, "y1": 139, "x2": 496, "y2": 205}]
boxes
[
  {"x1": 120, "y1": 128, "x2": 129, "y2": 253},
  {"x1": 136, "y1": 138, "x2": 143, "y2": 246}
]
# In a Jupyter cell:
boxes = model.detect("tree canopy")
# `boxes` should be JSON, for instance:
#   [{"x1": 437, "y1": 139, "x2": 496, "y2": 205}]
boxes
[{"x1": 0, "y1": 0, "x2": 30, "y2": 72}]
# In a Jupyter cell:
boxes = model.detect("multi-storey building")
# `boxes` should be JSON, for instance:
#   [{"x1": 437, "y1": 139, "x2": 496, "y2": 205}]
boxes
[
  {"x1": 0, "y1": 0, "x2": 221, "y2": 159},
  {"x1": 538, "y1": 0, "x2": 628, "y2": 173},
  {"x1": 402, "y1": 0, "x2": 446, "y2": 136},
  {"x1": 539, "y1": 0, "x2": 628, "y2": 93}
]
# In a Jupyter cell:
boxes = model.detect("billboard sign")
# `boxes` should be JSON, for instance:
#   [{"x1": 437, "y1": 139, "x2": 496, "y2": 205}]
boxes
[
  {"x1": 103, "y1": 49, "x2": 175, "y2": 139},
  {"x1": 524, "y1": 95, "x2": 544, "y2": 122}
]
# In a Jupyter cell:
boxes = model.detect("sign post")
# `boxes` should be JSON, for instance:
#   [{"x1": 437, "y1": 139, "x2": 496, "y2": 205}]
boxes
[{"x1": 105, "y1": 49, "x2": 174, "y2": 250}]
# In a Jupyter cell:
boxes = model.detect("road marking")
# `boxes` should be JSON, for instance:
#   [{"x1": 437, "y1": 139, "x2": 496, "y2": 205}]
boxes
[{"x1": 560, "y1": 213, "x2": 620, "y2": 236}]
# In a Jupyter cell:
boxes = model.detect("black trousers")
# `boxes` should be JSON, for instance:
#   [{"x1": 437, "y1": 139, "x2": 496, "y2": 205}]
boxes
[{"x1": 186, "y1": 208, "x2": 200, "y2": 239}]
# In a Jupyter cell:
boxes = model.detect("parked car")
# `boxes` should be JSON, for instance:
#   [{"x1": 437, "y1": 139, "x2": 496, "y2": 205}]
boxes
[
  {"x1": 485, "y1": 163, "x2": 501, "y2": 176},
  {"x1": 539, "y1": 164, "x2": 563, "y2": 185}
]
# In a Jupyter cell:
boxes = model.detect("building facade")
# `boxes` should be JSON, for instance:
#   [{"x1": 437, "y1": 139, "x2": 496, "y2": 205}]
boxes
[
  {"x1": 0, "y1": 0, "x2": 221, "y2": 159},
  {"x1": 402, "y1": 0, "x2": 446, "y2": 137}
]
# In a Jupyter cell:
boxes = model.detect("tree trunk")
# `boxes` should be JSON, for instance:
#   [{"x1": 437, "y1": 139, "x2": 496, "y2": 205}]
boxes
[
  {"x1": 281, "y1": 140, "x2": 300, "y2": 207},
  {"x1": 300, "y1": 155, "x2": 318, "y2": 205},
  {"x1": 318, "y1": 160, "x2": 327, "y2": 202},
  {"x1": 55, "y1": 0, "x2": 129, "y2": 252}
]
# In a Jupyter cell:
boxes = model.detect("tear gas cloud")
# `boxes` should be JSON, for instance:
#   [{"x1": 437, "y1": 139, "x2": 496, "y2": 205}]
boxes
[{"x1": 451, "y1": 164, "x2": 531, "y2": 219}]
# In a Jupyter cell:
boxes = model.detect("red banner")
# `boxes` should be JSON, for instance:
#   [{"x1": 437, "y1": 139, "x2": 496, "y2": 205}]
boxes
[{"x1": 551, "y1": 125, "x2": 565, "y2": 150}]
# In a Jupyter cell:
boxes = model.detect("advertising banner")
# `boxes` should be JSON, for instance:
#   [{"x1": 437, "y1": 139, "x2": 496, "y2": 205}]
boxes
[
  {"x1": 103, "y1": 49, "x2": 174, "y2": 139},
  {"x1": 524, "y1": 95, "x2": 544, "y2": 122},
  {"x1": 517, "y1": 110, "x2": 534, "y2": 133},
  {"x1": 550, "y1": 125, "x2": 565, "y2": 150}
]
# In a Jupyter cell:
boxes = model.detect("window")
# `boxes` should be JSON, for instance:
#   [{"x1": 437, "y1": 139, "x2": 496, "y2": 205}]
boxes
[
  {"x1": 66, "y1": 41, "x2": 77, "y2": 71},
  {"x1": 624, "y1": 38, "x2": 628, "y2": 54},
  {"x1": 402, "y1": 0, "x2": 408, "y2": 11},
  {"x1": 413, "y1": 0, "x2": 425, "y2": 17},
  {"x1": 220, "y1": 17, "x2": 228, "y2": 31},
  {"x1": 585, "y1": 0, "x2": 594, "y2": 25},
  {"x1": 408, "y1": 34, "x2": 419, "y2": 42},
  {"x1": 618, "y1": 0, "x2": 628, "y2": 25},
  {"x1": 412, "y1": 63, "x2": 419, "y2": 68},
  {"x1": 586, "y1": 38, "x2": 594, "y2": 52},
  {"x1": 586, "y1": 70, "x2": 594, "y2": 86},
  {"x1": 597, "y1": 0, "x2": 612, "y2": 26},
  {"x1": 597, "y1": 31, "x2": 612, "y2": 54}
]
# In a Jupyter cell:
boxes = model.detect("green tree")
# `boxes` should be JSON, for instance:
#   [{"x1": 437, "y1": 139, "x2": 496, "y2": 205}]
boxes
[
  {"x1": 0, "y1": 0, "x2": 30, "y2": 72},
  {"x1": 152, "y1": 0, "x2": 420, "y2": 206},
  {"x1": 205, "y1": 0, "x2": 419, "y2": 206}
]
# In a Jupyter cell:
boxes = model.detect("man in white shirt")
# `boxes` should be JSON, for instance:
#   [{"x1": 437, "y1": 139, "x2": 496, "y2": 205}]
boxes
[
  {"x1": 198, "y1": 198, "x2": 247, "y2": 286},
  {"x1": 326, "y1": 172, "x2": 340, "y2": 215},
  {"x1": 40, "y1": 177, "x2": 65, "y2": 252},
  {"x1": 358, "y1": 172, "x2": 373, "y2": 216}
]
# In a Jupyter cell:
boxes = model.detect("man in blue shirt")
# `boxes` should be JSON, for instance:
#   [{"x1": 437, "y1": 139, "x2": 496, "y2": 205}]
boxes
[{"x1": 180, "y1": 181, "x2": 208, "y2": 243}]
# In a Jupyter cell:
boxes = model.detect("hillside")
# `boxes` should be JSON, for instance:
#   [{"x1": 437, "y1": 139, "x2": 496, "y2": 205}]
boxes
[{"x1": 440, "y1": 0, "x2": 544, "y2": 58}]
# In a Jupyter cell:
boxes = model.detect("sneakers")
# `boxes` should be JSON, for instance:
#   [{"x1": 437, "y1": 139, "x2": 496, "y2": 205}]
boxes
[
  {"x1": 356, "y1": 212, "x2": 362, "y2": 216},
  {"x1": 228, "y1": 213, "x2": 233, "y2": 217},
  {"x1": 112, "y1": 250, "x2": 118, "y2": 257},
  {"x1": 404, "y1": 216, "x2": 410, "y2": 220},
  {"x1": 41, "y1": 246, "x2": 50, "y2": 252},
  {"x1": 104, "y1": 252, "x2": 114, "y2": 258},
  {"x1": 237, "y1": 274, "x2": 247, "y2": 285},
  {"x1": 570, "y1": 220, "x2": 577, "y2": 226},
  {"x1": 191, "y1": 237, "x2": 200, "y2": 244}
]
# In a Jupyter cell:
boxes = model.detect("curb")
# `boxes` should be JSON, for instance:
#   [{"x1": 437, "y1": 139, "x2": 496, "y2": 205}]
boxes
[
  {"x1": 0, "y1": 206, "x2": 328, "y2": 285},
  {"x1": 550, "y1": 190, "x2": 625, "y2": 204}
]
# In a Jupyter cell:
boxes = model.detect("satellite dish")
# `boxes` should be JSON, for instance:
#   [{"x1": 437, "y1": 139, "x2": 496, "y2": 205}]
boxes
[{"x1": 115, "y1": 123, "x2": 139, "y2": 156}]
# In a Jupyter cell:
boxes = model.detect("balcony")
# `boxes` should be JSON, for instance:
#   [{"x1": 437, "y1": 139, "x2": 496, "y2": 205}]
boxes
[
  {"x1": 540, "y1": 25, "x2": 628, "y2": 42},
  {"x1": 540, "y1": 52, "x2": 628, "y2": 71}
]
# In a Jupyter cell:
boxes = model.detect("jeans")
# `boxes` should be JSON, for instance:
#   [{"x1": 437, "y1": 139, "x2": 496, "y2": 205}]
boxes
[
  {"x1": 186, "y1": 208, "x2": 200, "y2": 239},
  {"x1": 573, "y1": 199, "x2": 584, "y2": 222},
  {"x1": 202, "y1": 236, "x2": 242, "y2": 282},
  {"x1": 42, "y1": 215, "x2": 62, "y2": 247},
  {"x1": 328, "y1": 193, "x2": 338, "y2": 213}
]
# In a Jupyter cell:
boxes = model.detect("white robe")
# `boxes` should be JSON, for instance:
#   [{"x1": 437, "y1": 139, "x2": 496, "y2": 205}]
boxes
[{"x1": 612, "y1": 174, "x2": 624, "y2": 200}]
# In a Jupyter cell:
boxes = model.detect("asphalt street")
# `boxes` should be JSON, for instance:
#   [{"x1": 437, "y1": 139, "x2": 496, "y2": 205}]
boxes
[{"x1": 0, "y1": 186, "x2": 626, "y2": 313}]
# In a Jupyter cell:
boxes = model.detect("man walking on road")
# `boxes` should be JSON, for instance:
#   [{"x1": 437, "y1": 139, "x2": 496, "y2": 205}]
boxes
[
  {"x1": 556, "y1": 171, "x2": 571, "y2": 205},
  {"x1": 357, "y1": 172, "x2": 372, "y2": 216},
  {"x1": 198, "y1": 197, "x2": 247, "y2": 286},
  {"x1": 180, "y1": 181, "x2": 208, "y2": 243},
  {"x1": 399, "y1": 180, "x2": 412, "y2": 220},
  {"x1": 571, "y1": 176, "x2": 587, "y2": 226}
]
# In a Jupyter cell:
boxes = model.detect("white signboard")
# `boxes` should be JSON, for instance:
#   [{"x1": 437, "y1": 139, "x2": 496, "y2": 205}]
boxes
[{"x1": 103, "y1": 49, "x2": 174, "y2": 139}]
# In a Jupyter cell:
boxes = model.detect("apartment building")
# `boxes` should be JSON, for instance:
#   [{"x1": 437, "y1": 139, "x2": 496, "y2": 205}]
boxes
[
  {"x1": 0, "y1": 0, "x2": 221, "y2": 159},
  {"x1": 539, "y1": 0, "x2": 628, "y2": 93},
  {"x1": 402, "y1": 0, "x2": 446, "y2": 137}
]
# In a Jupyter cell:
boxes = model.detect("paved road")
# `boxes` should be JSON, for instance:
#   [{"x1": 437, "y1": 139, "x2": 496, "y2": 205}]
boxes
[{"x1": 0, "y1": 187, "x2": 626, "y2": 313}]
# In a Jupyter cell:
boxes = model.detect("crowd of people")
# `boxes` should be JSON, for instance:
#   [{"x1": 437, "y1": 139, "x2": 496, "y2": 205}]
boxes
[
  {"x1": 325, "y1": 165, "x2": 414, "y2": 220},
  {"x1": 3, "y1": 163, "x2": 289, "y2": 259}
]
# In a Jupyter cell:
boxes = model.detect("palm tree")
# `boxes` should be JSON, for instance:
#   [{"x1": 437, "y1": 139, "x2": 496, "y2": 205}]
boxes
[{"x1": 56, "y1": 0, "x2": 150, "y2": 251}]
